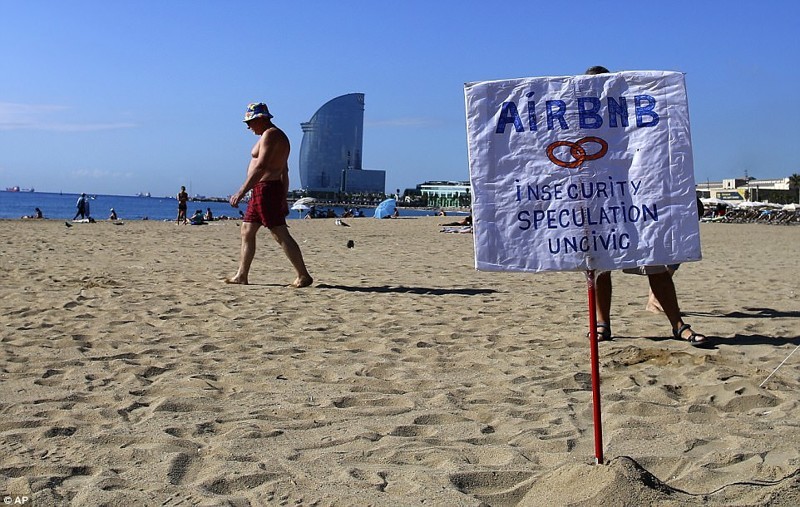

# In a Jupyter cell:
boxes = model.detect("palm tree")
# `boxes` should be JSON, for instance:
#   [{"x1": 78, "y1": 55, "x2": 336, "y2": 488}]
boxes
[{"x1": 789, "y1": 173, "x2": 800, "y2": 203}]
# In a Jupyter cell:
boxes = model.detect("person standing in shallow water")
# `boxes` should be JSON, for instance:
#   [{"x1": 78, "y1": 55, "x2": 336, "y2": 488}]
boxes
[
  {"x1": 225, "y1": 102, "x2": 312, "y2": 288},
  {"x1": 177, "y1": 186, "x2": 189, "y2": 224}
]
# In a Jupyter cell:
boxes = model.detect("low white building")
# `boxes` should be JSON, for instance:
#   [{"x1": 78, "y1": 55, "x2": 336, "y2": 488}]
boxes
[
  {"x1": 417, "y1": 180, "x2": 471, "y2": 208},
  {"x1": 696, "y1": 177, "x2": 796, "y2": 203}
]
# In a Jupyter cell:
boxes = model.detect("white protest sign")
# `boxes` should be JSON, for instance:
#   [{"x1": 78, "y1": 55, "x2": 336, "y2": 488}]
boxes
[{"x1": 465, "y1": 71, "x2": 701, "y2": 272}]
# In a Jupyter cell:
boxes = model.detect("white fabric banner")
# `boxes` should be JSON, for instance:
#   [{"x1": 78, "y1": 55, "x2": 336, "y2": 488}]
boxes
[{"x1": 465, "y1": 71, "x2": 701, "y2": 272}]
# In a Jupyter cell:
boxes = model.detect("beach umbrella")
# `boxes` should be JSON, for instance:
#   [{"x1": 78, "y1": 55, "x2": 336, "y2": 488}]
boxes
[
  {"x1": 373, "y1": 198, "x2": 396, "y2": 219},
  {"x1": 700, "y1": 197, "x2": 731, "y2": 206},
  {"x1": 290, "y1": 203, "x2": 310, "y2": 218},
  {"x1": 737, "y1": 201, "x2": 767, "y2": 208},
  {"x1": 294, "y1": 197, "x2": 316, "y2": 206}
]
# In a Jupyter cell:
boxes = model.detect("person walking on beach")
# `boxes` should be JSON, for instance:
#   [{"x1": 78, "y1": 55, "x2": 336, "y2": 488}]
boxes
[
  {"x1": 73, "y1": 193, "x2": 87, "y2": 220},
  {"x1": 177, "y1": 186, "x2": 189, "y2": 224},
  {"x1": 225, "y1": 102, "x2": 312, "y2": 288},
  {"x1": 585, "y1": 65, "x2": 708, "y2": 347},
  {"x1": 84, "y1": 196, "x2": 91, "y2": 220}
]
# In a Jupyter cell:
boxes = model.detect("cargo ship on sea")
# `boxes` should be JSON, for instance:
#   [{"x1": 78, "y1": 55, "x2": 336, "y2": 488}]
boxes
[{"x1": 4, "y1": 186, "x2": 35, "y2": 192}]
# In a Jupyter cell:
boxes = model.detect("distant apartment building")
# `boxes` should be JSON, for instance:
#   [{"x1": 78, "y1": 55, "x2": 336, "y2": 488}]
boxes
[{"x1": 298, "y1": 93, "x2": 385, "y2": 195}]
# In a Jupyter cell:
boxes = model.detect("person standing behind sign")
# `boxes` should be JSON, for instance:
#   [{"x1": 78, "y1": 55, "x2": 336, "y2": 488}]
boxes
[
  {"x1": 585, "y1": 65, "x2": 708, "y2": 347},
  {"x1": 645, "y1": 197, "x2": 704, "y2": 313},
  {"x1": 225, "y1": 102, "x2": 312, "y2": 288}
]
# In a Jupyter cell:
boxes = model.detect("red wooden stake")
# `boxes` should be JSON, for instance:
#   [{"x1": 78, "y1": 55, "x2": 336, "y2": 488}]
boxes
[{"x1": 586, "y1": 269, "x2": 604, "y2": 464}]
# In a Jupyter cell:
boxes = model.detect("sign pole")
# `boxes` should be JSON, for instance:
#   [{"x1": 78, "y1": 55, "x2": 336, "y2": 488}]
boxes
[{"x1": 586, "y1": 269, "x2": 604, "y2": 464}]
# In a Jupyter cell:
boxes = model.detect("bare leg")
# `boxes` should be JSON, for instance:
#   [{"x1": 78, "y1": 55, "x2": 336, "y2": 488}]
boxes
[
  {"x1": 645, "y1": 290, "x2": 664, "y2": 313},
  {"x1": 225, "y1": 222, "x2": 260, "y2": 284},
  {"x1": 269, "y1": 225, "x2": 313, "y2": 287},
  {"x1": 595, "y1": 271, "x2": 612, "y2": 325},
  {"x1": 646, "y1": 267, "x2": 675, "y2": 313},
  {"x1": 647, "y1": 272, "x2": 681, "y2": 327},
  {"x1": 648, "y1": 271, "x2": 705, "y2": 342}
]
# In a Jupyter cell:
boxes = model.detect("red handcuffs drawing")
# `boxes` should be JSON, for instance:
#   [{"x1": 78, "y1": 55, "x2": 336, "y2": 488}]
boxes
[{"x1": 546, "y1": 136, "x2": 608, "y2": 168}]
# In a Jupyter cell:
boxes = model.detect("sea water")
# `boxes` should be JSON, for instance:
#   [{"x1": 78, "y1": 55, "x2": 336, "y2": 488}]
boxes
[{"x1": 0, "y1": 191, "x2": 448, "y2": 221}]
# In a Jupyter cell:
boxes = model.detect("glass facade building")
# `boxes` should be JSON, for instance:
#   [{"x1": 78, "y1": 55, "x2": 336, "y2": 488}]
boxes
[{"x1": 299, "y1": 93, "x2": 385, "y2": 194}]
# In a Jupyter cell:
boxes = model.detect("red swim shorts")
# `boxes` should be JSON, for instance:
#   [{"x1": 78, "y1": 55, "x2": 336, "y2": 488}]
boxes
[{"x1": 243, "y1": 180, "x2": 288, "y2": 228}]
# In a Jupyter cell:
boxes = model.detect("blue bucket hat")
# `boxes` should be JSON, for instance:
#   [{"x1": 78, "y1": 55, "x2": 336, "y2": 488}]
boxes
[{"x1": 243, "y1": 102, "x2": 273, "y2": 122}]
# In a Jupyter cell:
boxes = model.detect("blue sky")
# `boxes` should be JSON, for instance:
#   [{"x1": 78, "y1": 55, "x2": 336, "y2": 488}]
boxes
[{"x1": 1, "y1": 1, "x2": 798, "y2": 198}]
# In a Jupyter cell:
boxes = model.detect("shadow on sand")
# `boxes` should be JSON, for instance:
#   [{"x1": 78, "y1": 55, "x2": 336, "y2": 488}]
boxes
[
  {"x1": 316, "y1": 283, "x2": 497, "y2": 296},
  {"x1": 684, "y1": 307, "x2": 800, "y2": 319},
  {"x1": 611, "y1": 334, "x2": 799, "y2": 349}
]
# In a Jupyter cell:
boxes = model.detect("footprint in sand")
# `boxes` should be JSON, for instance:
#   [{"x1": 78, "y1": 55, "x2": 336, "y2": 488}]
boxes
[
  {"x1": 388, "y1": 425, "x2": 436, "y2": 438},
  {"x1": 166, "y1": 452, "x2": 195, "y2": 485},
  {"x1": 449, "y1": 470, "x2": 535, "y2": 504},
  {"x1": 413, "y1": 413, "x2": 471, "y2": 425},
  {"x1": 200, "y1": 472, "x2": 281, "y2": 495},
  {"x1": 332, "y1": 394, "x2": 414, "y2": 416},
  {"x1": 160, "y1": 491, "x2": 207, "y2": 506}
]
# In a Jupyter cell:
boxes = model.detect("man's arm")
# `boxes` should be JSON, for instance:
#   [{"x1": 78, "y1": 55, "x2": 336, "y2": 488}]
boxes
[{"x1": 281, "y1": 166, "x2": 289, "y2": 199}]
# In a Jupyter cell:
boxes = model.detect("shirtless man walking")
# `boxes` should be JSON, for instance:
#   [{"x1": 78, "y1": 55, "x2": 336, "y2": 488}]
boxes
[{"x1": 226, "y1": 102, "x2": 313, "y2": 288}]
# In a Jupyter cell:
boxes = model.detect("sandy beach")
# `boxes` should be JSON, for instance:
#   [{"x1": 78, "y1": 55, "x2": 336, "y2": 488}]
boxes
[{"x1": 1, "y1": 217, "x2": 798, "y2": 506}]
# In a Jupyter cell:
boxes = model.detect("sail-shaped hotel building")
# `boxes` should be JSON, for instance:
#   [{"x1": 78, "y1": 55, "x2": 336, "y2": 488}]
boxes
[{"x1": 298, "y1": 93, "x2": 385, "y2": 194}]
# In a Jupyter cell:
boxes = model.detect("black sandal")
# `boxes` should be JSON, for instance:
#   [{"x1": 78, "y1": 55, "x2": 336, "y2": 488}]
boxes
[
  {"x1": 673, "y1": 323, "x2": 709, "y2": 347},
  {"x1": 587, "y1": 322, "x2": 612, "y2": 342}
]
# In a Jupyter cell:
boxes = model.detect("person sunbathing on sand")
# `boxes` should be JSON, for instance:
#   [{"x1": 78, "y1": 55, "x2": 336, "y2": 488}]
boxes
[
  {"x1": 22, "y1": 207, "x2": 44, "y2": 219},
  {"x1": 440, "y1": 214, "x2": 472, "y2": 226}
]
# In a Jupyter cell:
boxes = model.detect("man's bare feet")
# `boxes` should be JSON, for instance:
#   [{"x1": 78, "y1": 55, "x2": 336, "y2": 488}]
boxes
[
  {"x1": 290, "y1": 275, "x2": 313, "y2": 288},
  {"x1": 224, "y1": 276, "x2": 248, "y2": 285}
]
